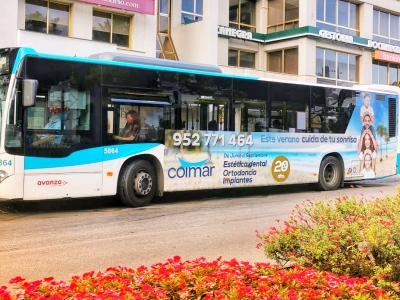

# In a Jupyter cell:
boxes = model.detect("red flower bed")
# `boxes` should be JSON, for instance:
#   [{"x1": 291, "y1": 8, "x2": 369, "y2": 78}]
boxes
[{"x1": 0, "y1": 256, "x2": 397, "y2": 299}]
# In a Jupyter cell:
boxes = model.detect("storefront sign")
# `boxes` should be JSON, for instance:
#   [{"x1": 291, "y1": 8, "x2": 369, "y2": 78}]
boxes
[
  {"x1": 368, "y1": 40, "x2": 400, "y2": 54},
  {"x1": 218, "y1": 26, "x2": 253, "y2": 41},
  {"x1": 79, "y1": 0, "x2": 154, "y2": 15},
  {"x1": 374, "y1": 50, "x2": 400, "y2": 63},
  {"x1": 318, "y1": 30, "x2": 354, "y2": 44},
  {"x1": 216, "y1": 25, "x2": 400, "y2": 53}
]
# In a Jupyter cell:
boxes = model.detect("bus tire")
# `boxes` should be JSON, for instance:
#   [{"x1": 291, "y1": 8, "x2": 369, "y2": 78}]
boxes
[
  {"x1": 119, "y1": 160, "x2": 156, "y2": 207},
  {"x1": 317, "y1": 156, "x2": 342, "y2": 191}
]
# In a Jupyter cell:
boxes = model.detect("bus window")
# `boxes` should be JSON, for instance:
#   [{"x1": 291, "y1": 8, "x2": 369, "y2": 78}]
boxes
[
  {"x1": 232, "y1": 79, "x2": 268, "y2": 132},
  {"x1": 269, "y1": 82, "x2": 310, "y2": 133},
  {"x1": 5, "y1": 79, "x2": 23, "y2": 152},
  {"x1": 20, "y1": 57, "x2": 99, "y2": 157},
  {"x1": 310, "y1": 87, "x2": 355, "y2": 134},
  {"x1": 180, "y1": 101, "x2": 227, "y2": 131},
  {"x1": 104, "y1": 97, "x2": 172, "y2": 145},
  {"x1": 234, "y1": 101, "x2": 266, "y2": 132},
  {"x1": 179, "y1": 74, "x2": 231, "y2": 131}
]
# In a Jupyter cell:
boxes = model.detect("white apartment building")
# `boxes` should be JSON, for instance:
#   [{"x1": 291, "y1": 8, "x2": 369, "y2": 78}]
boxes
[{"x1": 0, "y1": 0, "x2": 399, "y2": 86}]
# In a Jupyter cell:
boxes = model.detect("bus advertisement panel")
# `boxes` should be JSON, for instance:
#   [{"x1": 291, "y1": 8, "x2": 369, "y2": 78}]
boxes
[{"x1": 164, "y1": 92, "x2": 397, "y2": 192}]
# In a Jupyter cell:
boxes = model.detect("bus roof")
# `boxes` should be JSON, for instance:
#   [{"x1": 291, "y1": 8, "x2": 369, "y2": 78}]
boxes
[
  {"x1": 12, "y1": 47, "x2": 259, "y2": 80},
  {"x1": 352, "y1": 84, "x2": 400, "y2": 96},
  {"x1": 89, "y1": 52, "x2": 223, "y2": 73},
  {"x1": 10, "y1": 48, "x2": 400, "y2": 96}
]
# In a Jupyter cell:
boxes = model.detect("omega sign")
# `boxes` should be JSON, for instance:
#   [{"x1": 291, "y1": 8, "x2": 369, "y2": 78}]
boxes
[
  {"x1": 318, "y1": 30, "x2": 354, "y2": 44},
  {"x1": 218, "y1": 26, "x2": 253, "y2": 41}
]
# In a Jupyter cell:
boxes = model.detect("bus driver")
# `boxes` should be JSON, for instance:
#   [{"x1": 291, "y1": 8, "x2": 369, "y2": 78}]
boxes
[{"x1": 31, "y1": 101, "x2": 65, "y2": 146}]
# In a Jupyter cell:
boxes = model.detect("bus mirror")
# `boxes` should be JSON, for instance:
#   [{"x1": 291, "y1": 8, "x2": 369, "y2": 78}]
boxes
[{"x1": 23, "y1": 79, "x2": 38, "y2": 107}]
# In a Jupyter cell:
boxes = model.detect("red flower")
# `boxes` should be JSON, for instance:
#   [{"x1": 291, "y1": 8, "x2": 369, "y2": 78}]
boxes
[{"x1": 8, "y1": 276, "x2": 25, "y2": 284}]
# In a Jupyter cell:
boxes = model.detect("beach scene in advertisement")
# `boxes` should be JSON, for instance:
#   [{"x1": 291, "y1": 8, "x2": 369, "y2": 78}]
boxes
[{"x1": 163, "y1": 91, "x2": 397, "y2": 192}]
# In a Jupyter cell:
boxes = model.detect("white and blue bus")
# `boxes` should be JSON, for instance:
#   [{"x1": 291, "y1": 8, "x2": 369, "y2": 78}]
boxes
[{"x1": 0, "y1": 47, "x2": 398, "y2": 207}]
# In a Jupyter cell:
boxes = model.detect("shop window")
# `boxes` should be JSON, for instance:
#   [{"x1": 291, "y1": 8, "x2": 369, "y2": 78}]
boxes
[
  {"x1": 316, "y1": 0, "x2": 359, "y2": 36},
  {"x1": 267, "y1": 0, "x2": 299, "y2": 33},
  {"x1": 229, "y1": 0, "x2": 256, "y2": 32},
  {"x1": 373, "y1": 10, "x2": 400, "y2": 46},
  {"x1": 93, "y1": 10, "x2": 130, "y2": 48},
  {"x1": 316, "y1": 48, "x2": 358, "y2": 86},
  {"x1": 25, "y1": 0, "x2": 69, "y2": 36},
  {"x1": 267, "y1": 48, "x2": 298, "y2": 75},
  {"x1": 228, "y1": 49, "x2": 255, "y2": 68},
  {"x1": 373, "y1": 60, "x2": 400, "y2": 85},
  {"x1": 182, "y1": 0, "x2": 203, "y2": 24}
]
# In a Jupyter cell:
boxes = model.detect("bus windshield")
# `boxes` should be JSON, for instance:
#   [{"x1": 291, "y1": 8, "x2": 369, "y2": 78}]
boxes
[
  {"x1": 0, "y1": 75, "x2": 9, "y2": 147},
  {"x1": 0, "y1": 49, "x2": 12, "y2": 149}
]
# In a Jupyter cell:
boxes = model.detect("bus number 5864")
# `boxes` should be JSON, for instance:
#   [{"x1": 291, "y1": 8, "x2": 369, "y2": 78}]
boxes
[{"x1": 0, "y1": 160, "x2": 12, "y2": 166}]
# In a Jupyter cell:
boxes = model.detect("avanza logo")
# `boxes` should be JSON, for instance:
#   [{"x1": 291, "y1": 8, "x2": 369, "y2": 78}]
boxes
[{"x1": 37, "y1": 180, "x2": 68, "y2": 186}]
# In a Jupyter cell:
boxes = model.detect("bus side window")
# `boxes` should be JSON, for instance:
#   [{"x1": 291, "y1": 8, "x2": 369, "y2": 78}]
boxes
[
  {"x1": 269, "y1": 82, "x2": 310, "y2": 133},
  {"x1": 179, "y1": 74, "x2": 231, "y2": 131},
  {"x1": 232, "y1": 79, "x2": 268, "y2": 133}
]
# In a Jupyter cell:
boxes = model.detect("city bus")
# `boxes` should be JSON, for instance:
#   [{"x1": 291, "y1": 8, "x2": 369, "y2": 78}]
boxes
[{"x1": 0, "y1": 47, "x2": 398, "y2": 207}]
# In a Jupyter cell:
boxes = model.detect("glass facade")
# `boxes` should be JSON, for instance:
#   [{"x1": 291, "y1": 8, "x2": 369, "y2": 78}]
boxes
[
  {"x1": 229, "y1": 0, "x2": 256, "y2": 32},
  {"x1": 316, "y1": 48, "x2": 358, "y2": 86},
  {"x1": 267, "y1": 48, "x2": 298, "y2": 75},
  {"x1": 372, "y1": 61, "x2": 400, "y2": 85},
  {"x1": 267, "y1": 0, "x2": 299, "y2": 33},
  {"x1": 316, "y1": 0, "x2": 359, "y2": 36},
  {"x1": 373, "y1": 10, "x2": 400, "y2": 46},
  {"x1": 92, "y1": 11, "x2": 130, "y2": 48},
  {"x1": 25, "y1": 0, "x2": 69, "y2": 36},
  {"x1": 182, "y1": 0, "x2": 203, "y2": 23},
  {"x1": 157, "y1": 0, "x2": 178, "y2": 60},
  {"x1": 228, "y1": 49, "x2": 255, "y2": 68}
]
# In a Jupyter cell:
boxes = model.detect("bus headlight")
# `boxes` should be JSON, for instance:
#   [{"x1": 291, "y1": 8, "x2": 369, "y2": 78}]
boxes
[{"x1": 0, "y1": 171, "x2": 8, "y2": 183}]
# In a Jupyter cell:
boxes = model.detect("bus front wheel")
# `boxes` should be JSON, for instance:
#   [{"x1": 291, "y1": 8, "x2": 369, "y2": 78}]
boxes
[
  {"x1": 119, "y1": 160, "x2": 156, "y2": 207},
  {"x1": 318, "y1": 156, "x2": 342, "y2": 191}
]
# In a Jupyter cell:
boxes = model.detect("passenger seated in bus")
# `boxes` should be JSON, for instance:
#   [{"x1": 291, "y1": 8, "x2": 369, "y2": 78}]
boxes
[
  {"x1": 113, "y1": 110, "x2": 141, "y2": 142},
  {"x1": 31, "y1": 101, "x2": 65, "y2": 147},
  {"x1": 272, "y1": 119, "x2": 282, "y2": 129},
  {"x1": 208, "y1": 120, "x2": 218, "y2": 131},
  {"x1": 254, "y1": 122, "x2": 266, "y2": 132}
]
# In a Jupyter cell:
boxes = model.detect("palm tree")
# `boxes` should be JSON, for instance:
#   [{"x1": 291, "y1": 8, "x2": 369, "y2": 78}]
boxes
[
  {"x1": 384, "y1": 134, "x2": 390, "y2": 158},
  {"x1": 376, "y1": 125, "x2": 387, "y2": 162}
]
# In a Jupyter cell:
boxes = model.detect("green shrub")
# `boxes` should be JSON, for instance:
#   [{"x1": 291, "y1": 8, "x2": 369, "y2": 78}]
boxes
[{"x1": 257, "y1": 189, "x2": 400, "y2": 291}]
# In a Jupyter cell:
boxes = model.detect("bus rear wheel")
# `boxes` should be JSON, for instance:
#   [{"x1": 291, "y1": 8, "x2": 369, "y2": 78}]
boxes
[
  {"x1": 318, "y1": 156, "x2": 342, "y2": 191},
  {"x1": 119, "y1": 160, "x2": 156, "y2": 207}
]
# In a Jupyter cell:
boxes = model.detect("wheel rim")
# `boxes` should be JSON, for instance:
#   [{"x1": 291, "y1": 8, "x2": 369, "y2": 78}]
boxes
[
  {"x1": 323, "y1": 163, "x2": 338, "y2": 187},
  {"x1": 133, "y1": 171, "x2": 153, "y2": 196}
]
